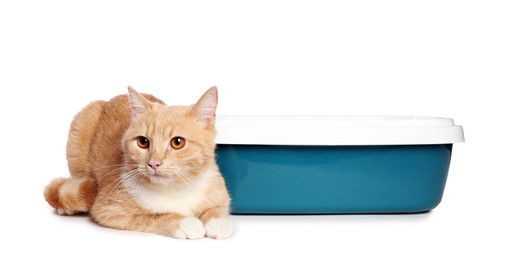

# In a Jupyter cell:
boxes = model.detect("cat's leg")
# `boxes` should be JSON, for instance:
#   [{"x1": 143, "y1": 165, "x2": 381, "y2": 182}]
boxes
[
  {"x1": 90, "y1": 189, "x2": 206, "y2": 239},
  {"x1": 199, "y1": 206, "x2": 234, "y2": 239},
  {"x1": 90, "y1": 207, "x2": 206, "y2": 239},
  {"x1": 44, "y1": 177, "x2": 97, "y2": 215}
]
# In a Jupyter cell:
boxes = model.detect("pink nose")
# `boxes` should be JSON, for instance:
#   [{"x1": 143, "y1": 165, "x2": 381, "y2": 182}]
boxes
[{"x1": 147, "y1": 160, "x2": 162, "y2": 170}]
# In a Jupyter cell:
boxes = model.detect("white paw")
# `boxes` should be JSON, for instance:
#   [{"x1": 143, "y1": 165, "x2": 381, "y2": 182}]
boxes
[
  {"x1": 205, "y1": 218, "x2": 234, "y2": 239},
  {"x1": 56, "y1": 208, "x2": 77, "y2": 216},
  {"x1": 174, "y1": 217, "x2": 205, "y2": 239}
]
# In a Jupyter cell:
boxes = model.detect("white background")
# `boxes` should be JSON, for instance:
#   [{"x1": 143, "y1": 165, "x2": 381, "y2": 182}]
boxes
[{"x1": 1, "y1": 1, "x2": 504, "y2": 259}]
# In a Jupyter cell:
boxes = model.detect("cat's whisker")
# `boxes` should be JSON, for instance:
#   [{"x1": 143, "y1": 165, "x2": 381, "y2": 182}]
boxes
[
  {"x1": 105, "y1": 169, "x2": 140, "y2": 201},
  {"x1": 91, "y1": 164, "x2": 135, "y2": 170},
  {"x1": 96, "y1": 168, "x2": 125, "y2": 182},
  {"x1": 94, "y1": 164, "x2": 137, "y2": 183},
  {"x1": 105, "y1": 177, "x2": 127, "y2": 201},
  {"x1": 170, "y1": 170, "x2": 198, "y2": 188}
]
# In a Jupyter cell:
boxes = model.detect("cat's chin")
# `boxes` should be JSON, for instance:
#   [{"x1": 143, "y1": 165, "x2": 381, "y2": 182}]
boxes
[{"x1": 147, "y1": 174, "x2": 173, "y2": 186}]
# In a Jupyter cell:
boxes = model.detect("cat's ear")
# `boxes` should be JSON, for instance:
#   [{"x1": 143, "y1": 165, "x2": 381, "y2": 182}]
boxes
[
  {"x1": 192, "y1": 86, "x2": 218, "y2": 125},
  {"x1": 128, "y1": 86, "x2": 152, "y2": 117}
]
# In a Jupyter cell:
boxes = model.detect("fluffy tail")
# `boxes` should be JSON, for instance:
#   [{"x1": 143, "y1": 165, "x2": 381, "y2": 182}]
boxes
[{"x1": 44, "y1": 177, "x2": 98, "y2": 215}]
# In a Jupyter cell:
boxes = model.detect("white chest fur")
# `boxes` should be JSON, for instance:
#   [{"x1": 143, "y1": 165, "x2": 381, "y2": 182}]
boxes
[{"x1": 123, "y1": 169, "x2": 216, "y2": 215}]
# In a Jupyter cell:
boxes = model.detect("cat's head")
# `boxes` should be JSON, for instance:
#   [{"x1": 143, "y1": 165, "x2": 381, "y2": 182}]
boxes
[{"x1": 122, "y1": 86, "x2": 218, "y2": 186}]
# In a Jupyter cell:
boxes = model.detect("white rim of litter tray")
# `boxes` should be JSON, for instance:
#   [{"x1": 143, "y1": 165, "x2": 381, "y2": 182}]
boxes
[{"x1": 215, "y1": 115, "x2": 465, "y2": 145}]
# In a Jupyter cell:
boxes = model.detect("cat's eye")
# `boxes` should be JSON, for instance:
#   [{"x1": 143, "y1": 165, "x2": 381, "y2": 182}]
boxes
[
  {"x1": 136, "y1": 136, "x2": 150, "y2": 149},
  {"x1": 170, "y1": 136, "x2": 186, "y2": 150}
]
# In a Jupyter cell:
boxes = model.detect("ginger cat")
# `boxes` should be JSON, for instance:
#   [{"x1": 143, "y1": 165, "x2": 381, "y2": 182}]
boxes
[{"x1": 44, "y1": 86, "x2": 233, "y2": 239}]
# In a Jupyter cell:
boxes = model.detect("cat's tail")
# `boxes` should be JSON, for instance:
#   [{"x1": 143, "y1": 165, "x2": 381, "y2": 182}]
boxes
[{"x1": 44, "y1": 177, "x2": 97, "y2": 215}]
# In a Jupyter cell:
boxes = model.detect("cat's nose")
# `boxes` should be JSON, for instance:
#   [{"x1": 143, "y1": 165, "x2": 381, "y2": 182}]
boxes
[{"x1": 147, "y1": 160, "x2": 162, "y2": 170}]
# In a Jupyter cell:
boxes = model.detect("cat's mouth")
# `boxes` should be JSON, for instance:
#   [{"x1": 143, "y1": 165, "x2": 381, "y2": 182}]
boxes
[
  {"x1": 150, "y1": 172, "x2": 170, "y2": 178},
  {"x1": 146, "y1": 171, "x2": 173, "y2": 184},
  {"x1": 141, "y1": 168, "x2": 184, "y2": 185}
]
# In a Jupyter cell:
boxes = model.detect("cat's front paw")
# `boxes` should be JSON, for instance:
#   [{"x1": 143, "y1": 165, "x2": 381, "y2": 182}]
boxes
[
  {"x1": 205, "y1": 218, "x2": 234, "y2": 239},
  {"x1": 56, "y1": 208, "x2": 79, "y2": 216},
  {"x1": 174, "y1": 217, "x2": 205, "y2": 239}
]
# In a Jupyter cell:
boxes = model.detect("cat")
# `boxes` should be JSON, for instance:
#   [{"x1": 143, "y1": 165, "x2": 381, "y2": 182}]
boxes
[{"x1": 44, "y1": 86, "x2": 233, "y2": 239}]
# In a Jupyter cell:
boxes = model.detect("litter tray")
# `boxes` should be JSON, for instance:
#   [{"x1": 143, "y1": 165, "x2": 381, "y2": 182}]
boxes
[{"x1": 215, "y1": 116, "x2": 464, "y2": 214}]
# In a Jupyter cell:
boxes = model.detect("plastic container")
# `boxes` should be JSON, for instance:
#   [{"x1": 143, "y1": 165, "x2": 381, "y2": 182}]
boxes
[{"x1": 215, "y1": 116, "x2": 464, "y2": 214}]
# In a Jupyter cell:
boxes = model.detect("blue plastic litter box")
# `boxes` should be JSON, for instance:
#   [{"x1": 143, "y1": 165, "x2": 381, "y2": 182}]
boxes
[{"x1": 215, "y1": 116, "x2": 464, "y2": 214}]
